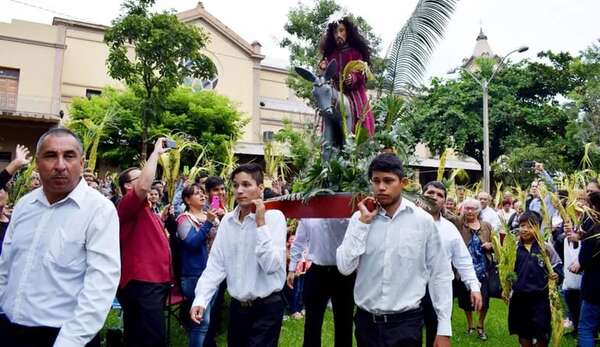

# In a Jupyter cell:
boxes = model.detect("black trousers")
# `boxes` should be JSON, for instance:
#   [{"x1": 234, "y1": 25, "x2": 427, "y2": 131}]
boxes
[
  {"x1": 355, "y1": 307, "x2": 424, "y2": 347},
  {"x1": 204, "y1": 280, "x2": 227, "y2": 347},
  {"x1": 0, "y1": 313, "x2": 101, "y2": 347},
  {"x1": 116, "y1": 280, "x2": 170, "y2": 347},
  {"x1": 302, "y1": 264, "x2": 355, "y2": 347},
  {"x1": 422, "y1": 289, "x2": 438, "y2": 347},
  {"x1": 564, "y1": 289, "x2": 582, "y2": 331},
  {"x1": 227, "y1": 291, "x2": 285, "y2": 347}
]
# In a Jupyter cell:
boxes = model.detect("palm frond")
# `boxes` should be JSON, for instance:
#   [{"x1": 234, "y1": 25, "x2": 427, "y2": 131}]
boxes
[
  {"x1": 385, "y1": 0, "x2": 457, "y2": 94},
  {"x1": 436, "y1": 148, "x2": 449, "y2": 181}
]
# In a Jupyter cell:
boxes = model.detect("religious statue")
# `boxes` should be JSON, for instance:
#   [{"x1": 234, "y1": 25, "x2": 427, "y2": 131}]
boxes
[
  {"x1": 294, "y1": 16, "x2": 374, "y2": 161},
  {"x1": 319, "y1": 16, "x2": 375, "y2": 137}
]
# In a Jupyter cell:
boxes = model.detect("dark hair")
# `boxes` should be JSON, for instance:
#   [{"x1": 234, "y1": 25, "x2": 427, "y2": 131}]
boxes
[
  {"x1": 118, "y1": 167, "x2": 139, "y2": 195},
  {"x1": 230, "y1": 163, "x2": 264, "y2": 185},
  {"x1": 263, "y1": 187, "x2": 280, "y2": 200},
  {"x1": 205, "y1": 176, "x2": 225, "y2": 193},
  {"x1": 36, "y1": 127, "x2": 84, "y2": 156},
  {"x1": 181, "y1": 184, "x2": 204, "y2": 210},
  {"x1": 368, "y1": 153, "x2": 404, "y2": 179},
  {"x1": 320, "y1": 17, "x2": 371, "y2": 65},
  {"x1": 518, "y1": 210, "x2": 542, "y2": 227},
  {"x1": 423, "y1": 181, "x2": 446, "y2": 198}
]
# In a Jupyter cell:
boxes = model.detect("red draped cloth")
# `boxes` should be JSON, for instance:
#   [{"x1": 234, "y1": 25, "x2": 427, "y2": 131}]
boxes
[{"x1": 326, "y1": 46, "x2": 375, "y2": 136}]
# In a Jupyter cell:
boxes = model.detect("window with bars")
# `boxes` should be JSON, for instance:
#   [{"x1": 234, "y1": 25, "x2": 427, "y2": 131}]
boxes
[{"x1": 0, "y1": 67, "x2": 19, "y2": 111}]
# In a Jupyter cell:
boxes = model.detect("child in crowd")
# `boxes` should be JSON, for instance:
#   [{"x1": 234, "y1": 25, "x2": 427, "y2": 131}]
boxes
[{"x1": 508, "y1": 211, "x2": 562, "y2": 347}]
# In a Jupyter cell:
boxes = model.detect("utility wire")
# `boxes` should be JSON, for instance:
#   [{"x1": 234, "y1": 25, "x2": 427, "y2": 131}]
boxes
[{"x1": 8, "y1": 0, "x2": 91, "y2": 22}]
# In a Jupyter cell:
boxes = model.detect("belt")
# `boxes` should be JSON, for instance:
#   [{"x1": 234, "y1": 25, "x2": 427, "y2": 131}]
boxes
[
  {"x1": 358, "y1": 307, "x2": 423, "y2": 324},
  {"x1": 234, "y1": 291, "x2": 282, "y2": 308}
]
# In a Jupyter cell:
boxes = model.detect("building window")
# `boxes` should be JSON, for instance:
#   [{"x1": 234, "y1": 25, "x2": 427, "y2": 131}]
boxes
[
  {"x1": 263, "y1": 131, "x2": 274, "y2": 142},
  {"x1": 0, "y1": 67, "x2": 20, "y2": 111},
  {"x1": 183, "y1": 60, "x2": 219, "y2": 92},
  {"x1": 86, "y1": 89, "x2": 102, "y2": 98},
  {"x1": 0, "y1": 152, "x2": 11, "y2": 163}
]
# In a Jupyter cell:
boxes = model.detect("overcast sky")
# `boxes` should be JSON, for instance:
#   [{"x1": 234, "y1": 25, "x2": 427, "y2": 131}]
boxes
[{"x1": 2, "y1": 0, "x2": 599, "y2": 82}]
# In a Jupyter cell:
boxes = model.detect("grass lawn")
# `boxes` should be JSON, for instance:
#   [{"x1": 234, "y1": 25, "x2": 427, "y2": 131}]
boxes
[{"x1": 104, "y1": 298, "x2": 579, "y2": 346}]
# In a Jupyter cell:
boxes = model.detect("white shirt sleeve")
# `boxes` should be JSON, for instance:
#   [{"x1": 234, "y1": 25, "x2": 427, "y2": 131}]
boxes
[
  {"x1": 289, "y1": 220, "x2": 309, "y2": 272},
  {"x1": 451, "y1": 237, "x2": 481, "y2": 292},
  {"x1": 425, "y1": 219, "x2": 454, "y2": 337},
  {"x1": 193, "y1": 221, "x2": 228, "y2": 309},
  {"x1": 255, "y1": 211, "x2": 287, "y2": 274},
  {"x1": 0, "y1": 205, "x2": 18, "y2": 306},
  {"x1": 53, "y1": 202, "x2": 121, "y2": 347},
  {"x1": 336, "y1": 213, "x2": 369, "y2": 276}
]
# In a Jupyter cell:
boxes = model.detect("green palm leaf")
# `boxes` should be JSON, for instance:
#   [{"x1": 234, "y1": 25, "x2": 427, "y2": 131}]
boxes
[{"x1": 385, "y1": 0, "x2": 457, "y2": 94}]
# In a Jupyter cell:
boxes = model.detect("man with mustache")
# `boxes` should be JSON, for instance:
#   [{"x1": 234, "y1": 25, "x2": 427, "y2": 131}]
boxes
[
  {"x1": 421, "y1": 181, "x2": 482, "y2": 347},
  {"x1": 319, "y1": 16, "x2": 375, "y2": 136},
  {"x1": 0, "y1": 128, "x2": 120, "y2": 346},
  {"x1": 336, "y1": 153, "x2": 452, "y2": 347}
]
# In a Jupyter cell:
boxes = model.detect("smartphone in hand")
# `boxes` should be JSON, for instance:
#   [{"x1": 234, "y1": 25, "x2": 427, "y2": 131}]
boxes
[{"x1": 210, "y1": 196, "x2": 221, "y2": 210}]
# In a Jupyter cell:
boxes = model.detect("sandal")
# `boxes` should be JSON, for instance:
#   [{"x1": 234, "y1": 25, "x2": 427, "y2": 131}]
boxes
[{"x1": 477, "y1": 327, "x2": 488, "y2": 341}]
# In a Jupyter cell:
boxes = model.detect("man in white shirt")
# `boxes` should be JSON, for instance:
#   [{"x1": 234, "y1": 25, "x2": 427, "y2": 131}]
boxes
[
  {"x1": 336, "y1": 153, "x2": 453, "y2": 347},
  {"x1": 287, "y1": 218, "x2": 354, "y2": 347},
  {"x1": 421, "y1": 181, "x2": 482, "y2": 347},
  {"x1": 0, "y1": 128, "x2": 120, "y2": 347},
  {"x1": 190, "y1": 163, "x2": 287, "y2": 347},
  {"x1": 478, "y1": 192, "x2": 501, "y2": 232}
]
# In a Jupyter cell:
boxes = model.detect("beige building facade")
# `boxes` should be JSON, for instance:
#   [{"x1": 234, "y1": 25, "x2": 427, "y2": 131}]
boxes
[{"x1": 0, "y1": 2, "x2": 314, "y2": 169}]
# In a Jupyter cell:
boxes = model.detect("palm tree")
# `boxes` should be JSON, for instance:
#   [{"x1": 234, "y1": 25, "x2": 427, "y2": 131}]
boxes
[{"x1": 385, "y1": 0, "x2": 457, "y2": 95}]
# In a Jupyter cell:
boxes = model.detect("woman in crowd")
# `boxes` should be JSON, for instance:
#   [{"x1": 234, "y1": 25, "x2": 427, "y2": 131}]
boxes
[
  {"x1": 148, "y1": 187, "x2": 163, "y2": 214},
  {"x1": 449, "y1": 197, "x2": 494, "y2": 340},
  {"x1": 177, "y1": 184, "x2": 218, "y2": 347}
]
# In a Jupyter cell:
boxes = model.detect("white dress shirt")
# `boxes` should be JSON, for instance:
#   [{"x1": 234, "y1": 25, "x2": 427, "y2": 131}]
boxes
[
  {"x1": 480, "y1": 207, "x2": 501, "y2": 232},
  {"x1": 289, "y1": 218, "x2": 348, "y2": 271},
  {"x1": 192, "y1": 207, "x2": 287, "y2": 308},
  {"x1": 336, "y1": 199, "x2": 453, "y2": 336},
  {"x1": 0, "y1": 179, "x2": 121, "y2": 347},
  {"x1": 435, "y1": 217, "x2": 480, "y2": 292}
]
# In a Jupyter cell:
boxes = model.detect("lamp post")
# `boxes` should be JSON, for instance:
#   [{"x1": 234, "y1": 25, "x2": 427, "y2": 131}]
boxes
[{"x1": 451, "y1": 46, "x2": 528, "y2": 192}]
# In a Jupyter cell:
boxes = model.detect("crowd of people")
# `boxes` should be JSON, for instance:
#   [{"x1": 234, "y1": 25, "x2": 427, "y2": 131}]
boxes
[{"x1": 0, "y1": 129, "x2": 599, "y2": 347}]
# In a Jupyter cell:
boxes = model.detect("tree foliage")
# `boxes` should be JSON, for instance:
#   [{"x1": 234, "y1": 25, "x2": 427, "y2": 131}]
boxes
[
  {"x1": 104, "y1": 0, "x2": 216, "y2": 158},
  {"x1": 404, "y1": 45, "x2": 600, "y2": 185},
  {"x1": 68, "y1": 87, "x2": 244, "y2": 170}
]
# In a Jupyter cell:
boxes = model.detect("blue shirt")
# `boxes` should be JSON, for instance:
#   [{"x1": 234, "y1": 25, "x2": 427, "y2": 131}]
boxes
[
  {"x1": 513, "y1": 241, "x2": 562, "y2": 293},
  {"x1": 176, "y1": 215, "x2": 213, "y2": 277},
  {"x1": 467, "y1": 229, "x2": 489, "y2": 282}
]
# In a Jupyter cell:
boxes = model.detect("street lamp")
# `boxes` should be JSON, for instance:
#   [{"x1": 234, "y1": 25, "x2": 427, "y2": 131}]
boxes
[{"x1": 449, "y1": 45, "x2": 529, "y2": 192}]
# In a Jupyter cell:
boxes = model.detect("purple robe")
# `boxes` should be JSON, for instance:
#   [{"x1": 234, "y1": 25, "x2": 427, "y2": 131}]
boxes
[{"x1": 326, "y1": 46, "x2": 375, "y2": 136}]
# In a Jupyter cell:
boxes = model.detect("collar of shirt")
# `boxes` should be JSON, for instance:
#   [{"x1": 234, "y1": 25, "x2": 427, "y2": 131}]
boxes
[
  {"x1": 376, "y1": 197, "x2": 413, "y2": 220},
  {"x1": 231, "y1": 205, "x2": 256, "y2": 225},
  {"x1": 30, "y1": 178, "x2": 87, "y2": 209}
]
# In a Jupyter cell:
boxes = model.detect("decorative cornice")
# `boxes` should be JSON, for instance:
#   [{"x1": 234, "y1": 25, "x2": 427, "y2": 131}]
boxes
[{"x1": 0, "y1": 34, "x2": 66, "y2": 49}]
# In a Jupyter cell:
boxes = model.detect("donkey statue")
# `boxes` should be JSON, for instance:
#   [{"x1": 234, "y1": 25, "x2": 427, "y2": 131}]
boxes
[{"x1": 294, "y1": 60, "x2": 352, "y2": 162}]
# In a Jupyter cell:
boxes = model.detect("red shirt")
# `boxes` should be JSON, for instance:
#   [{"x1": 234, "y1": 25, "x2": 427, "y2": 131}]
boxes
[{"x1": 117, "y1": 190, "x2": 172, "y2": 288}]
